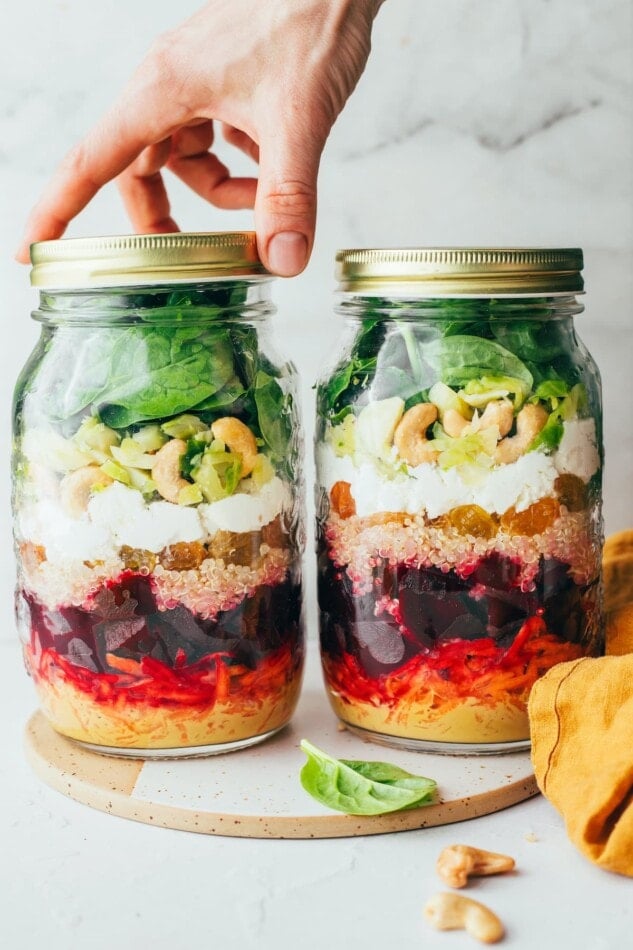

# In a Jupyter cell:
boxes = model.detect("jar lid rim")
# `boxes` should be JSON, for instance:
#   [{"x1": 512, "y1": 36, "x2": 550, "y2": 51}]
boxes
[
  {"x1": 30, "y1": 232, "x2": 269, "y2": 288},
  {"x1": 335, "y1": 247, "x2": 584, "y2": 295}
]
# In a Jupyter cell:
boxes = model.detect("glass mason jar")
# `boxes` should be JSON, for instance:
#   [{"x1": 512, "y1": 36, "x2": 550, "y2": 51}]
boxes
[
  {"x1": 13, "y1": 232, "x2": 305, "y2": 757},
  {"x1": 316, "y1": 248, "x2": 603, "y2": 753}
]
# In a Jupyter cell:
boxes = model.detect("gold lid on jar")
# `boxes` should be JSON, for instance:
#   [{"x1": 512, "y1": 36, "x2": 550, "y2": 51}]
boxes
[
  {"x1": 29, "y1": 232, "x2": 268, "y2": 288},
  {"x1": 335, "y1": 247, "x2": 584, "y2": 296}
]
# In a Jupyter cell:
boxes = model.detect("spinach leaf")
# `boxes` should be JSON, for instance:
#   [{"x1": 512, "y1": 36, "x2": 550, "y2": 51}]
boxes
[
  {"x1": 97, "y1": 328, "x2": 235, "y2": 428},
  {"x1": 193, "y1": 376, "x2": 247, "y2": 413},
  {"x1": 369, "y1": 365, "x2": 419, "y2": 402},
  {"x1": 299, "y1": 740, "x2": 437, "y2": 816},
  {"x1": 490, "y1": 318, "x2": 566, "y2": 362},
  {"x1": 321, "y1": 354, "x2": 377, "y2": 421},
  {"x1": 35, "y1": 327, "x2": 118, "y2": 421},
  {"x1": 424, "y1": 335, "x2": 533, "y2": 390},
  {"x1": 254, "y1": 371, "x2": 293, "y2": 461},
  {"x1": 376, "y1": 332, "x2": 533, "y2": 400},
  {"x1": 530, "y1": 383, "x2": 586, "y2": 452},
  {"x1": 319, "y1": 318, "x2": 385, "y2": 420},
  {"x1": 30, "y1": 282, "x2": 298, "y2": 448}
]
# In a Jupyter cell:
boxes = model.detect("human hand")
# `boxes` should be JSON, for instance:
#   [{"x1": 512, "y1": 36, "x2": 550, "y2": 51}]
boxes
[{"x1": 17, "y1": 0, "x2": 384, "y2": 275}]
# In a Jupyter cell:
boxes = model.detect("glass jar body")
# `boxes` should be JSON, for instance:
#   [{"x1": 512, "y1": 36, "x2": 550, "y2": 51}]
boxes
[
  {"x1": 315, "y1": 295, "x2": 603, "y2": 753},
  {"x1": 13, "y1": 281, "x2": 305, "y2": 757}
]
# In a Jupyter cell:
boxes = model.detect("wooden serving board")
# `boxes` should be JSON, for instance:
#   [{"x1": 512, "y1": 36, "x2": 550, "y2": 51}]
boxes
[{"x1": 24, "y1": 649, "x2": 538, "y2": 839}]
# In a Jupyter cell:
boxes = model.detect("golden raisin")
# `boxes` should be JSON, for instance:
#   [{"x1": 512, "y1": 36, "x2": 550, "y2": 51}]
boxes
[
  {"x1": 330, "y1": 481, "x2": 356, "y2": 519},
  {"x1": 208, "y1": 531, "x2": 262, "y2": 566},
  {"x1": 19, "y1": 542, "x2": 47, "y2": 571},
  {"x1": 261, "y1": 515, "x2": 287, "y2": 549},
  {"x1": 428, "y1": 514, "x2": 451, "y2": 531},
  {"x1": 365, "y1": 512, "x2": 409, "y2": 528},
  {"x1": 448, "y1": 505, "x2": 498, "y2": 539},
  {"x1": 159, "y1": 542, "x2": 206, "y2": 571},
  {"x1": 121, "y1": 546, "x2": 157, "y2": 573},
  {"x1": 500, "y1": 497, "x2": 561, "y2": 537},
  {"x1": 555, "y1": 473, "x2": 587, "y2": 512}
]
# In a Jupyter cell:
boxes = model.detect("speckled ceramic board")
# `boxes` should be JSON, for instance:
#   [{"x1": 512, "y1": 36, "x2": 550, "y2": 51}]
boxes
[{"x1": 24, "y1": 650, "x2": 538, "y2": 839}]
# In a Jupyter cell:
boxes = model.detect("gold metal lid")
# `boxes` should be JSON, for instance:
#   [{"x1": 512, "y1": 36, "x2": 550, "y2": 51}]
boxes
[
  {"x1": 335, "y1": 247, "x2": 584, "y2": 296},
  {"x1": 30, "y1": 232, "x2": 268, "y2": 288}
]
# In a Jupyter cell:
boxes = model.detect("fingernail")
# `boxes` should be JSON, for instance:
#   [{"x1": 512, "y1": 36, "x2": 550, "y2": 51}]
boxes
[{"x1": 267, "y1": 231, "x2": 308, "y2": 277}]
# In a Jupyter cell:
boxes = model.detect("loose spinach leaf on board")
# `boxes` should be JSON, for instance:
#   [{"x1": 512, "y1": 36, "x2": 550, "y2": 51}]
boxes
[{"x1": 299, "y1": 740, "x2": 437, "y2": 816}]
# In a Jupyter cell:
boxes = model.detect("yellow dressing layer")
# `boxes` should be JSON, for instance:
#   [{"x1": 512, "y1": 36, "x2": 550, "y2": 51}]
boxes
[
  {"x1": 326, "y1": 691, "x2": 529, "y2": 745},
  {"x1": 33, "y1": 673, "x2": 302, "y2": 751}
]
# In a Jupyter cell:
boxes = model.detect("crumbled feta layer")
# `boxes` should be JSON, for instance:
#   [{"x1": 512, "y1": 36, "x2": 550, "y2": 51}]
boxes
[
  {"x1": 199, "y1": 477, "x2": 290, "y2": 535},
  {"x1": 317, "y1": 444, "x2": 560, "y2": 518},
  {"x1": 88, "y1": 483, "x2": 204, "y2": 553},
  {"x1": 554, "y1": 419, "x2": 600, "y2": 484},
  {"x1": 18, "y1": 501, "x2": 116, "y2": 563},
  {"x1": 18, "y1": 477, "x2": 289, "y2": 561}
]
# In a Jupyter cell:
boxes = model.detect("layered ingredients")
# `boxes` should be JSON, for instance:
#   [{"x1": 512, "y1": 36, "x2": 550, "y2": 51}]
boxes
[
  {"x1": 13, "y1": 285, "x2": 304, "y2": 753},
  {"x1": 316, "y1": 300, "x2": 603, "y2": 748}
]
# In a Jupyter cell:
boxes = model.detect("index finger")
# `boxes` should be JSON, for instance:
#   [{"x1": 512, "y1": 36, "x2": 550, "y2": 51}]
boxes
[{"x1": 16, "y1": 87, "x2": 192, "y2": 262}]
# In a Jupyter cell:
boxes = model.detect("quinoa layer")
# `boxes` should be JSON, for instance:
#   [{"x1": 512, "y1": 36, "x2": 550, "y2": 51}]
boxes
[
  {"x1": 325, "y1": 507, "x2": 601, "y2": 595},
  {"x1": 19, "y1": 541, "x2": 290, "y2": 620}
]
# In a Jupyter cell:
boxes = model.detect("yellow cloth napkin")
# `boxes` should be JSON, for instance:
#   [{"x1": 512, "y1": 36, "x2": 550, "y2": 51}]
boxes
[{"x1": 529, "y1": 530, "x2": 633, "y2": 877}]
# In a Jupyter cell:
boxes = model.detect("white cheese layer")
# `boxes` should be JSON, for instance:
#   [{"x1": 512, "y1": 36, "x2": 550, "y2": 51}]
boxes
[
  {"x1": 88, "y1": 483, "x2": 205, "y2": 553},
  {"x1": 18, "y1": 478, "x2": 288, "y2": 561},
  {"x1": 316, "y1": 444, "x2": 560, "y2": 518},
  {"x1": 199, "y1": 477, "x2": 289, "y2": 535},
  {"x1": 18, "y1": 501, "x2": 116, "y2": 563}
]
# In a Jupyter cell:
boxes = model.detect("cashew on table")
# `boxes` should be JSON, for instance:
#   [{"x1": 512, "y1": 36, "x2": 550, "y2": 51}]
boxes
[
  {"x1": 437, "y1": 845, "x2": 516, "y2": 888},
  {"x1": 424, "y1": 892, "x2": 505, "y2": 945}
]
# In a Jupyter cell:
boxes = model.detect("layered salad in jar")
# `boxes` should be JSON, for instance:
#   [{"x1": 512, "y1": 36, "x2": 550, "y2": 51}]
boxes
[
  {"x1": 13, "y1": 286, "x2": 304, "y2": 754},
  {"x1": 316, "y1": 300, "x2": 603, "y2": 750}
]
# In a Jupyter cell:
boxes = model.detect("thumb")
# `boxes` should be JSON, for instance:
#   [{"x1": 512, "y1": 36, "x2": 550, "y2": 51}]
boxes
[{"x1": 255, "y1": 128, "x2": 322, "y2": 277}]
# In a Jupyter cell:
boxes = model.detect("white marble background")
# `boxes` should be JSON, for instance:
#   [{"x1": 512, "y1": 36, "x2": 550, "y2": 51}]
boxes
[{"x1": 1, "y1": 0, "x2": 631, "y2": 646}]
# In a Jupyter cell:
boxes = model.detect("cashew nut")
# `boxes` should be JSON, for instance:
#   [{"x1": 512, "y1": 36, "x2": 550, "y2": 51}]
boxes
[
  {"x1": 60, "y1": 465, "x2": 113, "y2": 518},
  {"x1": 494, "y1": 403, "x2": 548, "y2": 465},
  {"x1": 393, "y1": 403, "x2": 439, "y2": 466},
  {"x1": 424, "y1": 893, "x2": 505, "y2": 944},
  {"x1": 443, "y1": 399, "x2": 514, "y2": 440},
  {"x1": 443, "y1": 408, "x2": 470, "y2": 438},
  {"x1": 478, "y1": 399, "x2": 514, "y2": 438},
  {"x1": 151, "y1": 438, "x2": 189, "y2": 503},
  {"x1": 211, "y1": 417, "x2": 258, "y2": 477},
  {"x1": 437, "y1": 844, "x2": 515, "y2": 888}
]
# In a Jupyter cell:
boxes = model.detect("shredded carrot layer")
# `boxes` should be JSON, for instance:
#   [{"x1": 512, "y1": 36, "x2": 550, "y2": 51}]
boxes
[
  {"x1": 29, "y1": 641, "x2": 302, "y2": 713},
  {"x1": 322, "y1": 617, "x2": 588, "y2": 721}
]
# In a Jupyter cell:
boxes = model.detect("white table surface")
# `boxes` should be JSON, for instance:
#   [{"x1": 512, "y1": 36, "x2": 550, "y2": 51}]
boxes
[{"x1": 2, "y1": 640, "x2": 630, "y2": 950}]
